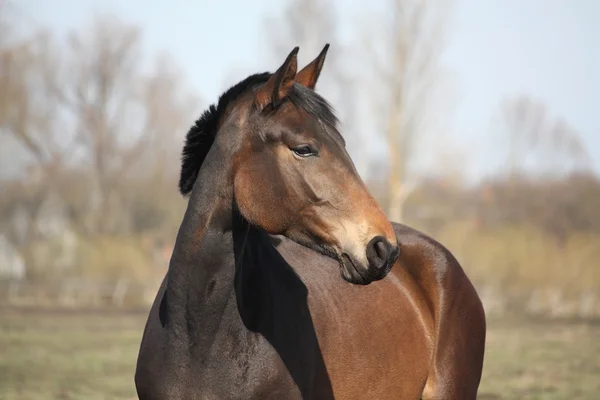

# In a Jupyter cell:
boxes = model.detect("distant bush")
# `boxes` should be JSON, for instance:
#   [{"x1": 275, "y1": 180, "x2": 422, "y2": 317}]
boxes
[
  {"x1": 20, "y1": 234, "x2": 164, "y2": 286},
  {"x1": 434, "y1": 222, "x2": 599, "y2": 291},
  {"x1": 418, "y1": 220, "x2": 600, "y2": 317}
]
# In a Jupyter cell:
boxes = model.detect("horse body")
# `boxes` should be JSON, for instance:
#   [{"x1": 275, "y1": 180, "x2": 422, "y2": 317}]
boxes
[
  {"x1": 282, "y1": 232, "x2": 434, "y2": 400},
  {"x1": 136, "y1": 223, "x2": 483, "y2": 400},
  {"x1": 135, "y1": 45, "x2": 485, "y2": 399}
]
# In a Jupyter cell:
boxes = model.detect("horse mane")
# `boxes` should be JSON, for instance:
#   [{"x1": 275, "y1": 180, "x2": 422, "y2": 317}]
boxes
[{"x1": 179, "y1": 72, "x2": 340, "y2": 196}]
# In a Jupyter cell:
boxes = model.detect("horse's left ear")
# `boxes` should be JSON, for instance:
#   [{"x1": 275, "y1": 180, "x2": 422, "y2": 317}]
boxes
[
  {"x1": 255, "y1": 47, "x2": 299, "y2": 112},
  {"x1": 295, "y1": 44, "x2": 330, "y2": 90}
]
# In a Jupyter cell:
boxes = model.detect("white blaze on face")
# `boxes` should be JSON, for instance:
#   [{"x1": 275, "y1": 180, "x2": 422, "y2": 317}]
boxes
[{"x1": 331, "y1": 217, "x2": 372, "y2": 267}]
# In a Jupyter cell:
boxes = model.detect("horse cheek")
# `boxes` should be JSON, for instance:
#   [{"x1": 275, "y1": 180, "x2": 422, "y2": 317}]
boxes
[{"x1": 234, "y1": 162, "x2": 290, "y2": 234}]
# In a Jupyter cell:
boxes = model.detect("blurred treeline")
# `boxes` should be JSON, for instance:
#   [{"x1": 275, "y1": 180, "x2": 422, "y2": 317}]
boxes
[
  {"x1": 1, "y1": 1, "x2": 599, "y2": 317},
  {"x1": 0, "y1": 7, "x2": 197, "y2": 300}
]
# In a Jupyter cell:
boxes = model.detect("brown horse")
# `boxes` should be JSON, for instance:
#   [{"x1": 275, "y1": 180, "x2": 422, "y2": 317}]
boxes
[{"x1": 135, "y1": 45, "x2": 486, "y2": 400}]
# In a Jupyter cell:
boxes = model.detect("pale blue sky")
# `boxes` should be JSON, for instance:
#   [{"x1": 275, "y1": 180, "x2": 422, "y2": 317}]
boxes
[{"x1": 16, "y1": 0, "x2": 600, "y2": 180}]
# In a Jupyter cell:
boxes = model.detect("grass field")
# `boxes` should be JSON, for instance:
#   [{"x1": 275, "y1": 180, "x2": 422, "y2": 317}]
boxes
[{"x1": 1, "y1": 308, "x2": 598, "y2": 400}]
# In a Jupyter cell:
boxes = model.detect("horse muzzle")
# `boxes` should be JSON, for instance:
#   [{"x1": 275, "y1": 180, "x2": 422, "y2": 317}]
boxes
[{"x1": 339, "y1": 236, "x2": 400, "y2": 285}]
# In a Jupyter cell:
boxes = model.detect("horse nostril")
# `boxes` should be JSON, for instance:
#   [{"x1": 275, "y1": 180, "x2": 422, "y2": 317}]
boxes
[
  {"x1": 374, "y1": 240, "x2": 387, "y2": 260},
  {"x1": 366, "y1": 236, "x2": 395, "y2": 271}
]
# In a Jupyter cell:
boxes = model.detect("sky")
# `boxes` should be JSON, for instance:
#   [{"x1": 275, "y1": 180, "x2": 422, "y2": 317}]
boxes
[{"x1": 13, "y1": 0, "x2": 600, "y2": 181}]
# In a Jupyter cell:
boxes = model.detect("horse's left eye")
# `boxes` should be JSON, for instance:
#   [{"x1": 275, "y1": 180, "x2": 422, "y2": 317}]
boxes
[{"x1": 292, "y1": 145, "x2": 316, "y2": 157}]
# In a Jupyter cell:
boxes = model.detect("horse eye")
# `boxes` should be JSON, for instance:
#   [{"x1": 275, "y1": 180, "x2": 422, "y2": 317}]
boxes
[{"x1": 292, "y1": 145, "x2": 316, "y2": 157}]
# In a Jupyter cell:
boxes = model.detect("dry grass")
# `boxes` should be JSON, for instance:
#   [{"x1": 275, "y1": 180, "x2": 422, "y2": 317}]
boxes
[
  {"x1": 0, "y1": 309, "x2": 598, "y2": 399},
  {"x1": 435, "y1": 224, "x2": 600, "y2": 295},
  {"x1": 478, "y1": 317, "x2": 600, "y2": 399},
  {"x1": 0, "y1": 309, "x2": 144, "y2": 400}
]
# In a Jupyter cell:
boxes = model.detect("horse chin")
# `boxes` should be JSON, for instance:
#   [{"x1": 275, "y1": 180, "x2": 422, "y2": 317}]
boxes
[
  {"x1": 339, "y1": 253, "x2": 392, "y2": 285},
  {"x1": 337, "y1": 253, "x2": 371, "y2": 285}
]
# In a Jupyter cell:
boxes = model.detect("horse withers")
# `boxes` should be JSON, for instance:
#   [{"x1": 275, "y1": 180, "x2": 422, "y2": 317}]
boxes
[{"x1": 135, "y1": 45, "x2": 486, "y2": 400}]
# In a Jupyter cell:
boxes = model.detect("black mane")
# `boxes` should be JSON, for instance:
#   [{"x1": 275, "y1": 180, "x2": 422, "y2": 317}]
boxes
[{"x1": 178, "y1": 72, "x2": 340, "y2": 196}]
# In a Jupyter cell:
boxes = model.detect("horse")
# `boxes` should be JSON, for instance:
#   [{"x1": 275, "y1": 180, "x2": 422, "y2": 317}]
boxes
[{"x1": 134, "y1": 45, "x2": 486, "y2": 400}]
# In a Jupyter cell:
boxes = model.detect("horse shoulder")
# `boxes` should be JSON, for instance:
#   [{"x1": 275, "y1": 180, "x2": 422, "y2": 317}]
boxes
[{"x1": 391, "y1": 222, "x2": 486, "y2": 400}]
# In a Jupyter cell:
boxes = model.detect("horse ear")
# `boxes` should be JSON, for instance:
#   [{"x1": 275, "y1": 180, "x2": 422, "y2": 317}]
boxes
[
  {"x1": 295, "y1": 44, "x2": 330, "y2": 90},
  {"x1": 255, "y1": 47, "x2": 299, "y2": 112}
]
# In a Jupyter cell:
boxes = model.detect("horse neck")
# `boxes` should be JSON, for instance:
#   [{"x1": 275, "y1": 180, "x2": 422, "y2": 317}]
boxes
[
  {"x1": 164, "y1": 138, "x2": 273, "y2": 346},
  {"x1": 165, "y1": 136, "x2": 238, "y2": 336}
]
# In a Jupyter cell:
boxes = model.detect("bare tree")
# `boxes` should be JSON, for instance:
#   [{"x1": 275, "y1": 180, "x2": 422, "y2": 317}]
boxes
[
  {"x1": 361, "y1": 0, "x2": 456, "y2": 222},
  {"x1": 0, "y1": 7, "x2": 200, "y2": 284},
  {"x1": 0, "y1": 18, "x2": 64, "y2": 172},
  {"x1": 47, "y1": 16, "x2": 198, "y2": 234},
  {"x1": 1, "y1": 14, "x2": 199, "y2": 238},
  {"x1": 0, "y1": 6, "x2": 69, "y2": 247},
  {"x1": 501, "y1": 95, "x2": 591, "y2": 178},
  {"x1": 267, "y1": 0, "x2": 335, "y2": 62}
]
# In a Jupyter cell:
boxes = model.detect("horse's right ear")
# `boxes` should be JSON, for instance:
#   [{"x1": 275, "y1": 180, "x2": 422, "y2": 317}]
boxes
[
  {"x1": 255, "y1": 47, "x2": 299, "y2": 112},
  {"x1": 295, "y1": 44, "x2": 329, "y2": 90}
]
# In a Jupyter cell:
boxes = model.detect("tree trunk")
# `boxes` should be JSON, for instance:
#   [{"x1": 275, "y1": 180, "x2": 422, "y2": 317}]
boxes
[{"x1": 387, "y1": 182, "x2": 415, "y2": 223}]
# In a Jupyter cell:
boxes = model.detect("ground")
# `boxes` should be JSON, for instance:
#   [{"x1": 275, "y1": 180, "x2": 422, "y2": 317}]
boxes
[
  {"x1": 0, "y1": 308, "x2": 598, "y2": 400},
  {"x1": 479, "y1": 317, "x2": 600, "y2": 399}
]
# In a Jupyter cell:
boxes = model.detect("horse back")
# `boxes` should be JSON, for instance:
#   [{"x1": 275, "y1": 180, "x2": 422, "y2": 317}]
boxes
[{"x1": 392, "y1": 222, "x2": 486, "y2": 399}]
